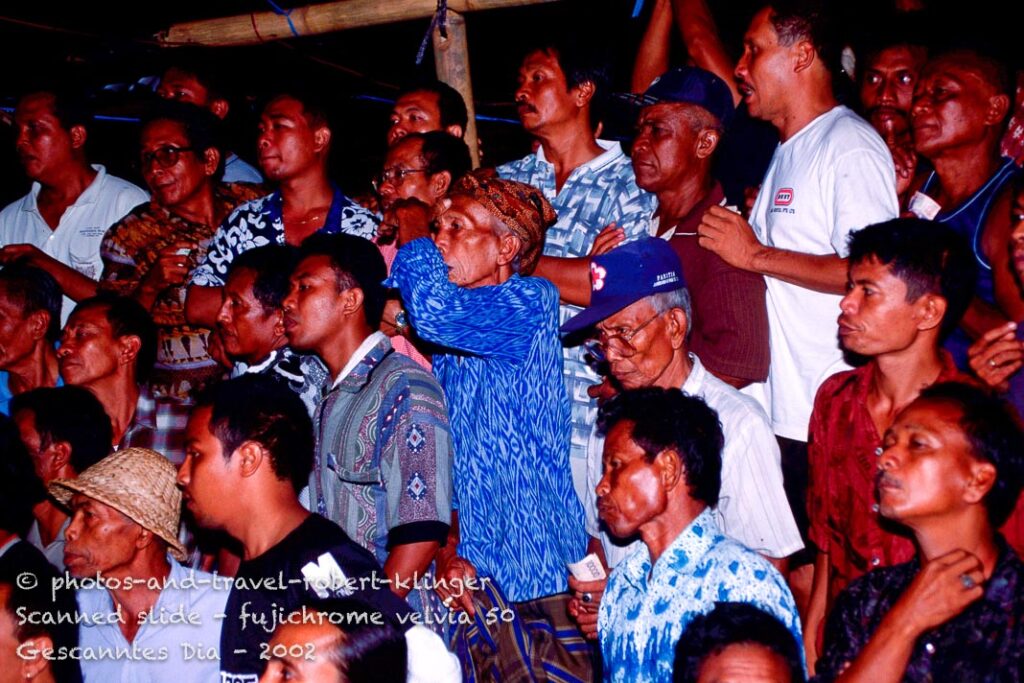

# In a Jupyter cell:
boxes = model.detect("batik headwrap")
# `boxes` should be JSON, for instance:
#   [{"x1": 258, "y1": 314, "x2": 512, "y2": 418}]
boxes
[{"x1": 449, "y1": 170, "x2": 557, "y2": 275}]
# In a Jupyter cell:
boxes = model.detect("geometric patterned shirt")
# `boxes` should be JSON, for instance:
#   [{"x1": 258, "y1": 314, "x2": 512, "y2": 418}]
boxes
[
  {"x1": 498, "y1": 141, "x2": 656, "y2": 495},
  {"x1": 119, "y1": 384, "x2": 190, "y2": 466},
  {"x1": 600, "y1": 508, "x2": 803, "y2": 683},
  {"x1": 188, "y1": 186, "x2": 378, "y2": 288}
]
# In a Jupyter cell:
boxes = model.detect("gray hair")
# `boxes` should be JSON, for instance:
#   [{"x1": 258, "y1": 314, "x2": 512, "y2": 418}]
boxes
[
  {"x1": 648, "y1": 288, "x2": 692, "y2": 342},
  {"x1": 489, "y1": 216, "x2": 523, "y2": 274}
]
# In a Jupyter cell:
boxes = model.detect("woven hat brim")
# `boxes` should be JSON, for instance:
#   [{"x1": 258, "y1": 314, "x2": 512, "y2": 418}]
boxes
[{"x1": 49, "y1": 478, "x2": 187, "y2": 562}]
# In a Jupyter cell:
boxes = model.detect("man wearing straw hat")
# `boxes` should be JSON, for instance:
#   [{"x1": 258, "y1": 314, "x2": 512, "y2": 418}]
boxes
[{"x1": 50, "y1": 447, "x2": 226, "y2": 682}]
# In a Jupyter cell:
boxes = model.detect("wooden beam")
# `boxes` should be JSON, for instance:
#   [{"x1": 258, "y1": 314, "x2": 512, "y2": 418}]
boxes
[
  {"x1": 158, "y1": 0, "x2": 559, "y2": 48},
  {"x1": 432, "y1": 11, "x2": 480, "y2": 168}
]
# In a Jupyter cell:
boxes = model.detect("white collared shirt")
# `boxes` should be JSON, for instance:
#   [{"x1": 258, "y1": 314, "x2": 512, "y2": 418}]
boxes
[{"x1": 584, "y1": 354, "x2": 803, "y2": 567}]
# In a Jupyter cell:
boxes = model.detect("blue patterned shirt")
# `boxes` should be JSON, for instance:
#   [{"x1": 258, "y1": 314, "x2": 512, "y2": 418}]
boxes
[
  {"x1": 600, "y1": 508, "x2": 802, "y2": 682},
  {"x1": 189, "y1": 186, "x2": 378, "y2": 287},
  {"x1": 386, "y1": 238, "x2": 587, "y2": 602},
  {"x1": 497, "y1": 141, "x2": 657, "y2": 494}
]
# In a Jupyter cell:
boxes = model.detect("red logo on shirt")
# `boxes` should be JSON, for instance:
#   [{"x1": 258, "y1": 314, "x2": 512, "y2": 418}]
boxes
[
  {"x1": 774, "y1": 188, "x2": 794, "y2": 205},
  {"x1": 590, "y1": 262, "x2": 607, "y2": 291}
]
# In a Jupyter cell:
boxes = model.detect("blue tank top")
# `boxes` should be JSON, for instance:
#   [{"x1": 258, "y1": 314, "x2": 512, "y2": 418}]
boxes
[{"x1": 921, "y1": 157, "x2": 1021, "y2": 366}]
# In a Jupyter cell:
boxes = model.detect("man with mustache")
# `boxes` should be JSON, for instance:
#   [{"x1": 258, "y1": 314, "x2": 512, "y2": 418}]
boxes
[
  {"x1": 814, "y1": 382, "x2": 1024, "y2": 682},
  {"x1": 696, "y1": 1, "x2": 899, "y2": 604},
  {"x1": 803, "y1": 218, "x2": 1024, "y2": 670},
  {"x1": 497, "y1": 36, "x2": 657, "y2": 504},
  {"x1": 907, "y1": 49, "x2": 1022, "y2": 367},
  {"x1": 0, "y1": 89, "x2": 147, "y2": 322}
]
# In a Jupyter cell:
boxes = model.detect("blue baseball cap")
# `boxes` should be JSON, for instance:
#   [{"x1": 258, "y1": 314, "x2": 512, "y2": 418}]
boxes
[
  {"x1": 621, "y1": 66, "x2": 735, "y2": 128},
  {"x1": 561, "y1": 238, "x2": 687, "y2": 336}
]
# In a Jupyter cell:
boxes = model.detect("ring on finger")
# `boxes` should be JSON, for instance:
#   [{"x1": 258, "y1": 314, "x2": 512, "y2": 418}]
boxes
[
  {"x1": 989, "y1": 358, "x2": 997, "y2": 368},
  {"x1": 581, "y1": 592, "x2": 593, "y2": 604},
  {"x1": 960, "y1": 573, "x2": 977, "y2": 590},
  {"x1": 443, "y1": 595, "x2": 455, "y2": 608}
]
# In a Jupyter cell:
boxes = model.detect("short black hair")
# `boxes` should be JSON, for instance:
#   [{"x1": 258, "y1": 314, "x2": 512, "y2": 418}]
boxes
[
  {"x1": 228, "y1": 244, "x2": 301, "y2": 315},
  {"x1": 299, "y1": 598, "x2": 408, "y2": 682},
  {"x1": 262, "y1": 89, "x2": 331, "y2": 131},
  {"x1": 410, "y1": 131, "x2": 472, "y2": 183},
  {"x1": 855, "y1": 13, "x2": 930, "y2": 72},
  {"x1": 141, "y1": 99, "x2": 226, "y2": 180},
  {"x1": 10, "y1": 386, "x2": 113, "y2": 475},
  {"x1": 298, "y1": 234, "x2": 388, "y2": 329},
  {"x1": 917, "y1": 382, "x2": 1024, "y2": 528},
  {"x1": 69, "y1": 294, "x2": 158, "y2": 382},
  {"x1": 928, "y1": 48, "x2": 1014, "y2": 99},
  {"x1": 521, "y1": 35, "x2": 611, "y2": 128},
  {"x1": 0, "y1": 263, "x2": 63, "y2": 342},
  {"x1": 766, "y1": 0, "x2": 839, "y2": 74},
  {"x1": 598, "y1": 387, "x2": 723, "y2": 507},
  {"x1": 20, "y1": 87, "x2": 92, "y2": 132},
  {"x1": 847, "y1": 218, "x2": 977, "y2": 339},
  {"x1": 0, "y1": 414, "x2": 46, "y2": 536},
  {"x1": 160, "y1": 57, "x2": 229, "y2": 101},
  {"x1": 397, "y1": 79, "x2": 469, "y2": 132},
  {"x1": 194, "y1": 375, "x2": 313, "y2": 493},
  {"x1": 673, "y1": 602, "x2": 805, "y2": 683}
]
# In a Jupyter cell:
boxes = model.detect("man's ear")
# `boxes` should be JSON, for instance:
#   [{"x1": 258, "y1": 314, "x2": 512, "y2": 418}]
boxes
[
  {"x1": 340, "y1": 287, "x2": 365, "y2": 318},
  {"x1": 985, "y1": 93, "x2": 1011, "y2": 127},
  {"x1": 792, "y1": 40, "x2": 817, "y2": 74},
  {"x1": 272, "y1": 309, "x2": 286, "y2": 337},
  {"x1": 118, "y1": 334, "x2": 142, "y2": 368},
  {"x1": 694, "y1": 128, "x2": 721, "y2": 160},
  {"x1": 573, "y1": 79, "x2": 596, "y2": 109},
  {"x1": 916, "y1": 294, "x2": 947, "y2": 333},
  {"x1": 655, "y1": 448, "x2": 685, "y2": 490},
  {"x1": 444, "y1": 124, "x2": 464, "y2": 139},
  {"x1": 49, "y1": 440, "x2": 73, "y2": 474},
  {"x1": 313, "y1": 126, "x2": 332, "y2": 155},
  {"x1": 134, "y1": 525, "x2": 158, "y2": 553},
  {"x1": 495, "y1": 232, "x2": 522, "y2": 269},
  {"x1": 665, "y1": 307, "x2": 689, "y2": 348},
  {"x1": 209, "y1": 97, "x2": 230, "y2": 120},
  {"x1": 236, "y1": 440, "x2": 266, "y2": 479},
  {"x1": 964, "y1": 461, "x2": 997, "y2": 506},
  {"x1": 25, "y1": 309, "x2": 51, "y2": 342},
  {"x1": 69, "y1": 124, "x2": 88, "y2": 150},
  {"x1": 431, "y1": 170, "x2": 453, "y2": 199}
]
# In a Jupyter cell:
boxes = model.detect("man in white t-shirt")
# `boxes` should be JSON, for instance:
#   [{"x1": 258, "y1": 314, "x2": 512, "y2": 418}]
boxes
[
  {"x1": 0, "y1": 90, "x2": 148, "y2": 322},
  {"x1": 696, "y1": 0, "x2": 898, "y2": 590}
]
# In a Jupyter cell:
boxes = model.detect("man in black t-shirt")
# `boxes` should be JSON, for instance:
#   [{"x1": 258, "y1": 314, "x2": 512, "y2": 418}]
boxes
[{"x1": 176, "y1": 376, "x2": 459, "y2": 683}]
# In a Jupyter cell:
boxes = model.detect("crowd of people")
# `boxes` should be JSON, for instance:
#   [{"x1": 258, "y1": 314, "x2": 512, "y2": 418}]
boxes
[{"x1": 1, "y1": 0, "x2": 1023, "y2": 681}]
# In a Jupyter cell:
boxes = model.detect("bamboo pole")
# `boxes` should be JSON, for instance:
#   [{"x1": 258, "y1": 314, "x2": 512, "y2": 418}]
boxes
[
  {"x1": 158, "y1": 0, "x2": 558, "y2": 48},
  {"x1": 432, "y1": 11, "x2": 480, "y2": 168}
]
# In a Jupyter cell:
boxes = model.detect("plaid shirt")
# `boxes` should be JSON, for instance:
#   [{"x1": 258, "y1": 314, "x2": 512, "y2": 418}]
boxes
[{"x1": 120, "y1": 385, "x2": 190, "y2": 465}]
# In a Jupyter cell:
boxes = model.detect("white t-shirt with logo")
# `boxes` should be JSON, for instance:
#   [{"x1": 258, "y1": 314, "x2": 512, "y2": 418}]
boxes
[
  {"x1": 749, "y1": 106, "x2": 897, "y2": 441},
  {"x1": 0, "y1": 164, "x2": 148, "y2": 321}
]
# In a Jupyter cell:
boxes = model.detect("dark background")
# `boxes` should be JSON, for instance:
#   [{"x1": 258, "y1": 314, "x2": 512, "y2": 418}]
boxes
[{"x1": 0, "y1": 0, "x2": 1015, "y2": 205}]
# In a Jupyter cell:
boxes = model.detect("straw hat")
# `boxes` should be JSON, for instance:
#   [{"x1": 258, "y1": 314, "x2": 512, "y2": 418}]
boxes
[{"x1": 49, "y1": 447, "x2": 187, "y2": 561}]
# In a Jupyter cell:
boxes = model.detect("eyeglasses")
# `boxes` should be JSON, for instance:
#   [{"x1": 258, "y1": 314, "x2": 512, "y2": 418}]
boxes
[
  {"x1": 372, "y1": 167, "x2": 429, "y2": 192},
  {"x1": 583, "y1": 313, "x2": 662, "y2": 361},
  {"x1": 140, "y1": 146, "x2": 196, "y2": 169}
]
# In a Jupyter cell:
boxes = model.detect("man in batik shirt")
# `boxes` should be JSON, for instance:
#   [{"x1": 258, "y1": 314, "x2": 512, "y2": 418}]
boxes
[{"x1": 386, "y1": 172, "x2": 590, "y2": 681}]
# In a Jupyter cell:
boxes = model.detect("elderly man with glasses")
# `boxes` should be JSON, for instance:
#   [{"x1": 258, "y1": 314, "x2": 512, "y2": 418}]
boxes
[{"x1": 561, "y1": 237, "x2": 801, "y2": 641}]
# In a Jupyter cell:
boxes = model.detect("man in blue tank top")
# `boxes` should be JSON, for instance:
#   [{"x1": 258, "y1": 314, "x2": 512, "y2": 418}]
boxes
[{"x1": 908, "y1": 49, "x2": 1023, "y2": 366}]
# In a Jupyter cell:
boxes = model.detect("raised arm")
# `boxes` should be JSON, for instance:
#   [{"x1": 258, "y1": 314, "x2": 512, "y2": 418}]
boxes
[{"x1": 673, "y1": 0, "x2": 742, "y2": 105}]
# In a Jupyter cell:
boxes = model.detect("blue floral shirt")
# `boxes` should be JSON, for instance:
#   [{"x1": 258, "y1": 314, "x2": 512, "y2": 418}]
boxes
[
  {"x1": 599, "y1": 508, "x2": 802, "y2": 682},
  {"x1": 189, "y1": 186, "x2": 377, "y2": 287},
  {"x1": 497, "y1": 141, "x2": 657, "y2": 495},
  {"x1": 386, "y1": 238, "x2": 586, "y2": 602}
]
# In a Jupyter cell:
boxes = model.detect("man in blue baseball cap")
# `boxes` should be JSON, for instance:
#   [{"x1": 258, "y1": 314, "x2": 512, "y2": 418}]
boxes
[
  {"x1": 625, "y1": 66, "x2": 770, "y2": 390},
  {"x1": 562, "y1": 237, "x2": 801, "y2": 641}
]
